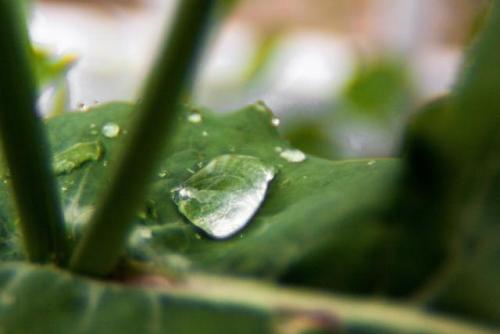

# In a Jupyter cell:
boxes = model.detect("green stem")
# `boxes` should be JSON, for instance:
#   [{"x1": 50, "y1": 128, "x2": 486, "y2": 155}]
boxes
[
  {"x1": 70, "y1": 0, "x2": 216, "y2": 276},
  {"x1": 0, "y1": 1, "x2": 67, "y2": 263}
]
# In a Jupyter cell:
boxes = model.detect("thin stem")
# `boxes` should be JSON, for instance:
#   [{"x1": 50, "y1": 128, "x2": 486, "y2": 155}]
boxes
[
  {"x1": 0, "y1": 1, "x2": 67, "y2": 263},
  {"x1": 70, "y1": 0, "x2": 216, "y2": 276}
]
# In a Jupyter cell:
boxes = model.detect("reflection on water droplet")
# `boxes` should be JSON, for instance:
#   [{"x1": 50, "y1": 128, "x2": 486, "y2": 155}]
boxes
[
  {"x1": 53, "y1": 141, "x2": 104, "y2": 175},
  {"x1": 172, "y1": 155, "x2": 276, "y2": 239},
  {"x1": 368, "y1": 160, "x2": 376, "y2": 166},
  {"x1": 280, "y1": 149, "x2": 306, "y2": 163},
  {"x1": 271, "y1": 117, "x2": 280, "y2": 127},
  {"x1": 187, "y1": 113, "x2": 202, "y2": 123},
  {"x1": 102, "y1": 122, "x2": 120, "y2": 138}
]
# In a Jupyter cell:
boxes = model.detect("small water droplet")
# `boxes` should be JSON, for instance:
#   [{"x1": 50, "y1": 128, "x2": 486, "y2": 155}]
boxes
[
  {"x1": 368, "y1": 160, "x2": 376, "y2": 166},
  {"x1": 187, "y1": 113, "x2": 202, "y2": 123},
  {"x1": 271, "y1": 117, "x2": 280, "y2": 127},
  {"x1": 53, "y1": 142, "x2": 104, "y2": 175},
  {"x1": 202, "y1": 131, "x2": 208, "y2": 137},
  {"x1": 102, "y1": 122, "x2": 120, "y2": 138},
  {"x1": 280, "y1": 149, "x2": 306, "y2": 163},
  {"x1": 172, "y1": 155, "x2": 276, "y2": 239}
]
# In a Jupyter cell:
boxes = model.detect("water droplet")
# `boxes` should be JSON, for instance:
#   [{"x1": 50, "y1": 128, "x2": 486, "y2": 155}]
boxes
[
  {"x1": 172, "y1": 155, "x2": 276, "y2": 239},
  {"x1": 271, "y1": 117, "x2": 280, "y2": 127},
  {"x1": 187, "y1": 113, "x2": 202, "y2": 123},
  {"x1": 202, "y1": 131, "x2": 209, "y2": 137},
  {"x1": 280, "y1": 149, "x2": 306, "y2": 163},
  {"x1": 53, "y1": 141, "x2": 104, "y2": 175},
  {"x1": 102, "y1": 122, "x2": 120, "y2": 138},
  {"x1": 368, "y1": 160, "x2": 376, "y2": 166}
]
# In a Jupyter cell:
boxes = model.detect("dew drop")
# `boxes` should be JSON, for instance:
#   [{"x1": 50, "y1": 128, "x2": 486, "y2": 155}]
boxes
[
  {"x1": 271, "y1": 117, "x2": 280, "y2": 127},
  {"x1": 102, "y1": 122, "x2": 120, "y2": 138},
  {"x1": 280, "y1": 149, "x2": 306, "y2": 163},
  {"x1": 172, "y1": 155, "x2": 276, "y2": 239},
  {"x1": 187, "y1": 113, "x2": 202, "y2": 123},
  {"x1": 53, "y1": 142, "x2": 104, "y2": 175}
]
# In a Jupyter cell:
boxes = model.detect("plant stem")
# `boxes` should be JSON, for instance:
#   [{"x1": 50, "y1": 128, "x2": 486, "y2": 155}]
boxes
[
  {"x1": 70, "y1": 0, "x2": 216, "y2": 276},
  {"x1": 0, "y1": 1, "x2": 67, "y2": 263}
]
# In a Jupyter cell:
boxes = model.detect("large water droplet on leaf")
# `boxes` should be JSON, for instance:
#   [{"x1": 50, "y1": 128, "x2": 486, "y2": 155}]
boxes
[
  {"x1": 172, "y1": 155, "x2": 276, "y2": 239},
  {"x1": 53, "y1": 141, "x2": 104, "y2": 175}
]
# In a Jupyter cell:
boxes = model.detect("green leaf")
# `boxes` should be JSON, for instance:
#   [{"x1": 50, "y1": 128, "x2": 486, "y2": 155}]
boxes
[
  {"x1": 0, "y1": 262, "x2": 273, "y2": 334},
  {"x1": 392, "y1": 0, "x2": 500, "y2": 325},
  {"x1": 0, "y1": 262, "x2": 492, "y2": 334},
  {"x1": 0, "y1": 101, "x2": 404, "y2": 296}
]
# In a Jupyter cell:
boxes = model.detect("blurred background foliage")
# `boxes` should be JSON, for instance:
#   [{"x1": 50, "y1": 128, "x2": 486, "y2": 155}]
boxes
[{"x1": 30, "y1": 0, "x2": 490, "y2": 160}]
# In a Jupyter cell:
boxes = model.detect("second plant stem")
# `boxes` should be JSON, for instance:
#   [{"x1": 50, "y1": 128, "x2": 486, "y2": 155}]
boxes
[{"x1": 69, "y1": 0, "x2": 216, "y2": 276}]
